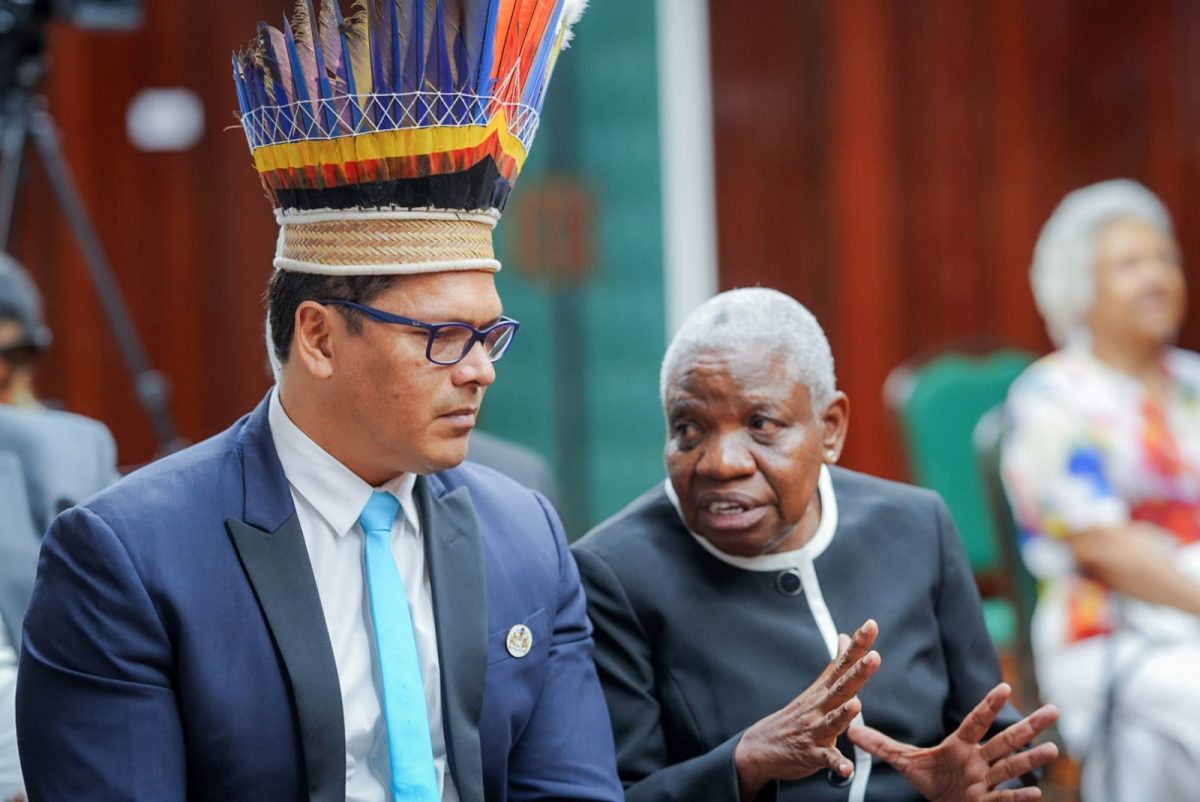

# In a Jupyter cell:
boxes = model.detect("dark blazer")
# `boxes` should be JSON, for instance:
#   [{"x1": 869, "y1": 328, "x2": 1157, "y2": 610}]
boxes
[
  {"x1": 572, "y1": 467, "x2": 1018, "y2": 802},
  {"x1": 16, "y1": 394, "x2": 621, "y2": 802}
]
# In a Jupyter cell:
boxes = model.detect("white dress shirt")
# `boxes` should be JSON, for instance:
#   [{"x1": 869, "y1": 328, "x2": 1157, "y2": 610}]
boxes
[{"x1": 269, "y1": 389, "x2": 459, "y2": 802}]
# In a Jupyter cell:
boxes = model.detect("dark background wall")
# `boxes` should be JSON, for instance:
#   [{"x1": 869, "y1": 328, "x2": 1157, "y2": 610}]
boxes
[
  {"x1": 12, "y1": 1, "x2": 285, "y2": 464},
  {"x1": 10, "y1": 0, "x2": 1200, "y2": 522},
  {"x1": 709, "y1": 0, "x2": 1200, "y2": 480}
]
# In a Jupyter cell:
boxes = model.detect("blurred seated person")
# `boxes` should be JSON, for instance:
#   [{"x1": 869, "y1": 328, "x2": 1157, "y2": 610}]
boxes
[
  {"x1": 468, "y1": 429, "x2": 560, "y2": 507},
  {"x1": 573, "y1": 288, "x2": 1058, "y2": 801},
  {"x1": 0, "y1": 252, "x2": 118, "y2": 529},
  {"x1": 0, "y1": 252, "x2": 118, "y2": 802},
  {"x1": 0, "y1": 253, "x2": 52, "y2": 409},
  {"x1": 1002, "y1": 179, "x2": 1200, "y2": 801}
]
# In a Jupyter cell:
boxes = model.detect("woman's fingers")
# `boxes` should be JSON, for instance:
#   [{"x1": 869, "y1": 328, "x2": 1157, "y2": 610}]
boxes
[
  {"x1": 847, "y1": 724, "x2": 914, "y2": 764},
  {"x1": 818, "y1": 746, "x2": 856, "y2": 779},
  {"x1": 821, "y1": 697, "x2": 862, "y2": 737},
  {"x1": 953, "y1": 683, "x2": 1012, "y2": 745},
  {"x1": 824, "y1": 650, "x2": 881, "y2": 711},
  {"x1": 819, "y1": 619, "x2": 879, "y2": 686},
  {"x1": 979, "y1": 704, "x2": 1059, "y2": 764},
  {"x1": 984, "y1": 787, "x2": 1043, "y2": 802},
  {"x1": 985, "y1": 741, "x2": 1059, "y2": 788}
]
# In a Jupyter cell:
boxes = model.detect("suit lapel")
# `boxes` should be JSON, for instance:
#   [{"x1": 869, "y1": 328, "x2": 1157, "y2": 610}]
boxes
[
  {"x1": 417, "y1": 476, "x2": 487, "y2": 802},
  {"x1": 227, "y1": 394, "x2": 345, "y2": 802}
]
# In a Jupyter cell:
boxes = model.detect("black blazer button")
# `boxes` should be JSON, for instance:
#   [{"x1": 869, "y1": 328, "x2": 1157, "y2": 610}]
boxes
[
  {"x1": 825, "y1": 768, "x2": 853, "y2": 788},
  {"x1": 775, "y1": 568, "x2": 803, "y2": 596}
]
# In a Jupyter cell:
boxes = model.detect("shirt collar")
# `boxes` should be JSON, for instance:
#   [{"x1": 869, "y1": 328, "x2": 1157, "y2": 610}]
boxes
[
  {"x1": 268, "y1": 387, "x2": 419, "y2": 538},
  {"x1": 664, "y1": 463, "x2": 839, "y2": 571}
]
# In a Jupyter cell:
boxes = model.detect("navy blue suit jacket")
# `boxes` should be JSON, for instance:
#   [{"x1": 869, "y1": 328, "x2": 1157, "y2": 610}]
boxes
[{"x1": 16, "y1": 394, "x2": 621, "y2": 802}]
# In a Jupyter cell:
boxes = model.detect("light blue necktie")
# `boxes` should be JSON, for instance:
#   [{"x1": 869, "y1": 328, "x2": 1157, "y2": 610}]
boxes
[{"x1": 359, "y1": 491, "x2": 440, "y2": 801}]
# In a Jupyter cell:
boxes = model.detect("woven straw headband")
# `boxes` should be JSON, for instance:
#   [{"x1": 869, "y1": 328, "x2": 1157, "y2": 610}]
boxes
[{"x1": 273, "y1": 210, "x2": 501, "y2": 275}]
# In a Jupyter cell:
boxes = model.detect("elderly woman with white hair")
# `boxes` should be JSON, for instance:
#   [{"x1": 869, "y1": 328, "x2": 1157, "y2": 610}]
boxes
[
  {"x1": 573, "y1": 288, "x2": 1059, "y2": 802},
  {"x1": 1002, "y1": 179, "x2": 1200, "y2": 800}
]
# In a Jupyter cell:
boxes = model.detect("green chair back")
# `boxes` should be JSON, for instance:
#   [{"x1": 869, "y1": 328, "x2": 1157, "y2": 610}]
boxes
[
  {"x1": 887, "y1": 350, "x2": 1035, "y2": 573},
  {"x1": 885, "y1": 349, "x2": 1036, "y2": 649}
]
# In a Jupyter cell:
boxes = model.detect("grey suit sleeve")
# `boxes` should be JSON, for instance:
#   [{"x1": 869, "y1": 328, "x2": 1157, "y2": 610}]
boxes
[
  {"x1": 94, "y1": 423, "x2": 120, "y2": 488},
  {"x1": 0, "y1": 453, "x2": 39, "y2": 649},
  {"x1": 573, "y1": 547, "x2": 777, "y2": 802}
]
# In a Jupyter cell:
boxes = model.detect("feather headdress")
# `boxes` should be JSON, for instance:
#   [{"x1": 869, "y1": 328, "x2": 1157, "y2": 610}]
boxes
[{"x1": 233, "y1": 0, "x2": 586, "y2": 275}]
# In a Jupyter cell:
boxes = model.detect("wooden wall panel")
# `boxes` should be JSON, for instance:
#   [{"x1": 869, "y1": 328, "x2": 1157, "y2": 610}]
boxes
[
  {"x1": 10, "y1": 1, "x2": 284, "y2": 465},
  {"x1": 710, "y1": 0, "x2": 1200, "y2": 480},
  {"x1": 11, "y1": 0, "x2": 1200, "y2": 484}
]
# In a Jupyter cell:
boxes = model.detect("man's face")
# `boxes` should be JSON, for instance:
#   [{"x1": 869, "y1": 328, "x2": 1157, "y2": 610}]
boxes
[
  {"x1": 664, "y1": 345, "x2": 847, "y2": 557},
  {"x1": 0, "y1": 319, "x2": 26, "y2": 402},
  {"x1": 323, "y1": 270, "x2": 503, "y2": 480}
]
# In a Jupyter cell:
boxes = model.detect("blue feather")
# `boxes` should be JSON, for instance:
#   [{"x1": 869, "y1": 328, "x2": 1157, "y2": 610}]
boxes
[
  {"x1": 304, "y1": 0, "x2": 339, "y2": 135},
  {"x1": 456, "y1": 0, "x2": 490, "y2": 93},
  {"x1": 247, "y1": 64, "x2": 272, "y2": 140},
  {"x1": 284, "y1": 19, "x2": 318, "y2": 137},
  {"x1": 453, "y1": 27, "x2": 469, "y2": 95},
  {"x1": 368, "y1": 0, "x2": 392, "y2": 99},
  {"x1": 425, "y1": 1, "x2": 455, "y2": 120},
  {"x1": 391, "y1": 0, "x2": 404, "y2": 94},
  {"x1": 407, "y1": 0, "x2": 426, "y2": 107},
  {"x1": 471, "y1": 0, "x2": 499, "y2": 120},
  {"x1": 232, "y1": 54, "x2": 251, "y2": 118},
  {"x1": 334, "y1": 2, "x2": 364, "y2": 131},
  {"x1": 387, "y1": 0, "x2": 407, "y2": 126},
  {"x1": 257, "y1": 23, "x2": 298, "y2": 139}
]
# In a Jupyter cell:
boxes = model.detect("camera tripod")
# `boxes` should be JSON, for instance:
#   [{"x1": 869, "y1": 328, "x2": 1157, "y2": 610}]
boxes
[{"x1": 0, "y1": 53, "x2": 182, "y2": 453}]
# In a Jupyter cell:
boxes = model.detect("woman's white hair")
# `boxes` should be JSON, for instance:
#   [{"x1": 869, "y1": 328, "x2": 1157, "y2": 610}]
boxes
[
  {"x1": 660, "y1": 287, "x2": 836, "y2": 411},
  {"x1": 1032, "y1": 179, "x2": 1173, "y2": 347}
]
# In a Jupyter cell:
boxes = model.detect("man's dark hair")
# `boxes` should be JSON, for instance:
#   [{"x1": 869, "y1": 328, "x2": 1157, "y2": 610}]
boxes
[{"x1": 266, "y1": 271, "x2": 400, "y2": 365}]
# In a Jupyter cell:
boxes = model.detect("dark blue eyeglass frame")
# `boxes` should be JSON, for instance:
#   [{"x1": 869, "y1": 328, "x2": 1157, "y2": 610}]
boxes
[{"x1": 320, "y1": 299, "x2": 520, "y2": 366}]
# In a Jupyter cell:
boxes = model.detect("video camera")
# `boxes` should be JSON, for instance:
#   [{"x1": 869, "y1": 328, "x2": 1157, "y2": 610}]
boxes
[{"x1": 0, "y1": 0, "x2": 142, "y2": 94}]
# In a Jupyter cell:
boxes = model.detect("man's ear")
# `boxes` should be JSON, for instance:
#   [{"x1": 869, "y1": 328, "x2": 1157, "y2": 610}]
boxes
[
  {"x1": 292, "y1": 301, "x2": 336, "y2": 380},
  {"x1": 820, "y1": 391, "x2": 850, "y2": 463}
]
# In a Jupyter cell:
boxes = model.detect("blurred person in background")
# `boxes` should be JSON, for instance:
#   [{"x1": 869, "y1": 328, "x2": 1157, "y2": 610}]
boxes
[
  {"x1": 0, "y1": 252, "x2": 117, "y2": 802},
  {"x1": 1003, "y1": 179, "x2": 1200, "y2": 801},
  {"x1": 575, "y1": 288, "x2": 1059, "y2": 802},
  {"x1": 0, "y1": 250, "x2": 119, "y2": 530},
  {"x1": 0, "y1": 253, "x2": 52, "y2": 409},
  {"x1": 467, "y1": 430, "x2": 559, "y2": 508}
]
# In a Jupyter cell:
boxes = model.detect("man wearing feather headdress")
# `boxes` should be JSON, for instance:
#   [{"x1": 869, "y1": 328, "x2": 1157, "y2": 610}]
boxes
[{"x1": 15, "y1": 2, "x2": 623, "y2": 801}]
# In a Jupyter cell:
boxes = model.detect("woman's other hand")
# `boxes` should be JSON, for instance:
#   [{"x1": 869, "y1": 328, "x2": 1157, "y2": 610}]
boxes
[{"x1": 848, "y1": 682, "x2": 1059, "y2": 802}]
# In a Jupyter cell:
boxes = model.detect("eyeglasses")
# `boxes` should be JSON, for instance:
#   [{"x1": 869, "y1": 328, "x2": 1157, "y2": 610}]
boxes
[
  {"x1": 320, "y1": 299, "x2": 520, "y2": 366},
  {"x1": 0, "y1": 342, "x2": 43, "y2": 366}
]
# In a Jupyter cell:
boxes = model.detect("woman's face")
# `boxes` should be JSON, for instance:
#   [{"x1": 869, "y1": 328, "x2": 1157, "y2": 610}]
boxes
[
  {"x1": 664, "y1": 346, "x2": 848, "y2": 557},
  {"x1": 1087, "y1": 216, "x2": 1186, "y2": 350}
]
